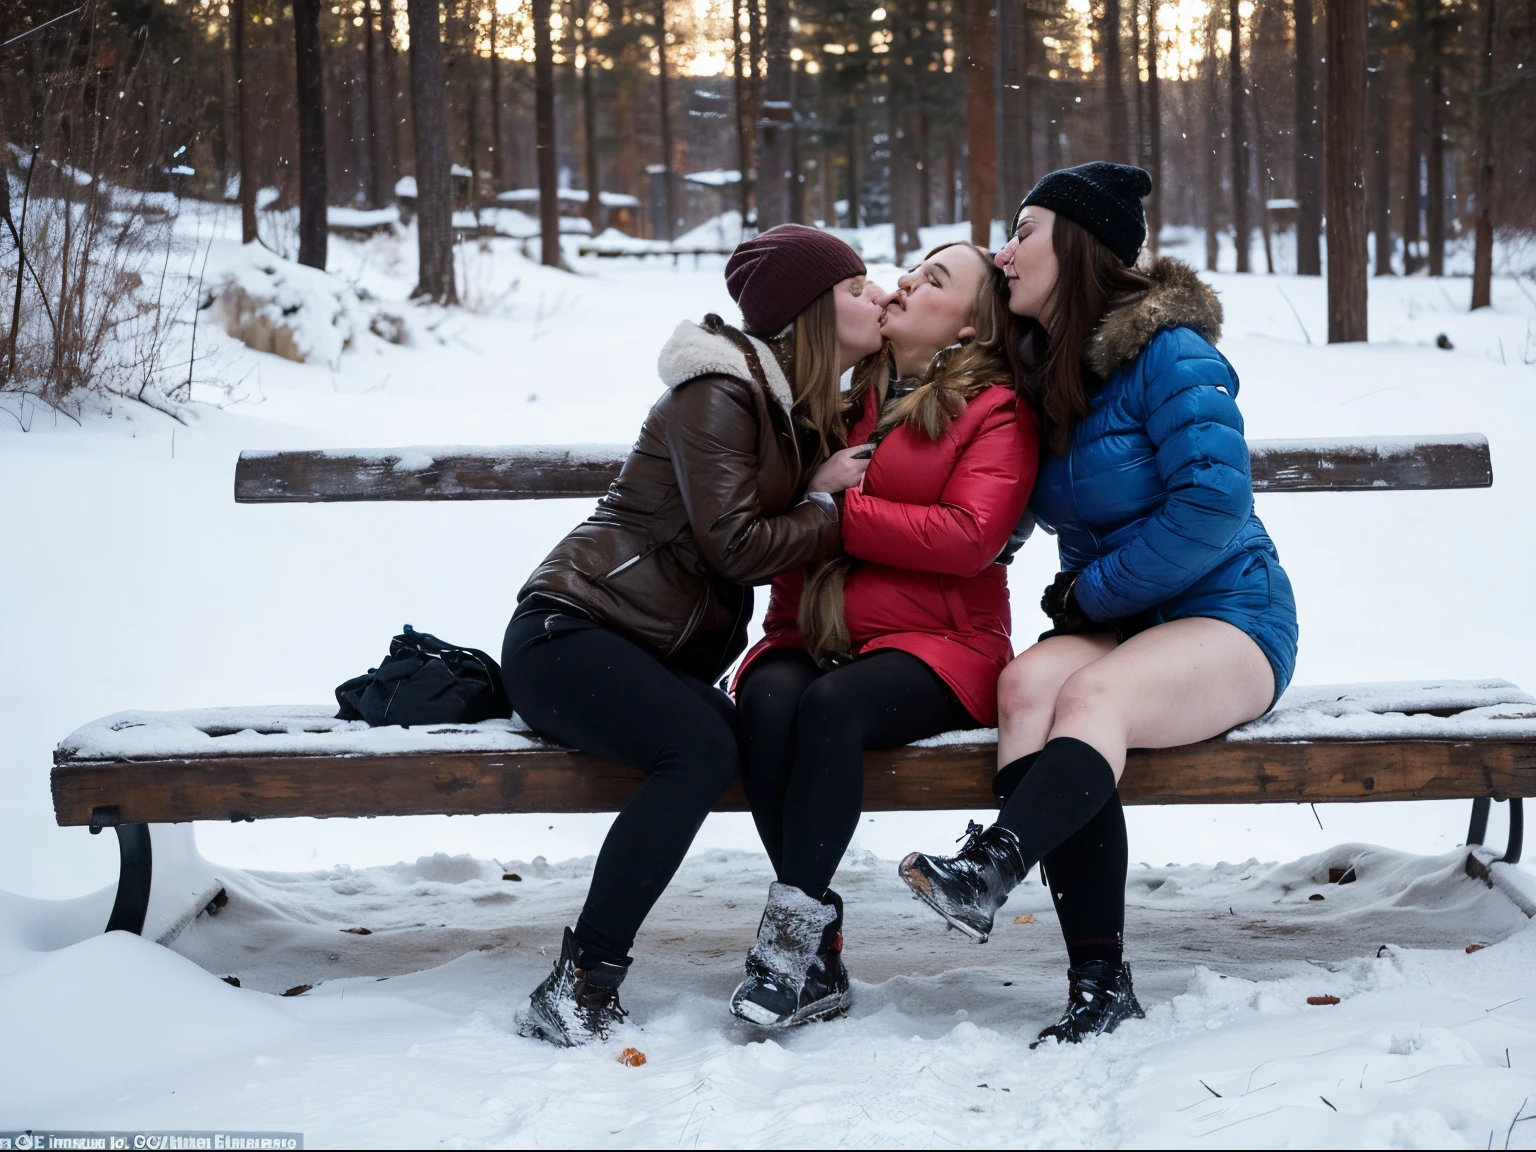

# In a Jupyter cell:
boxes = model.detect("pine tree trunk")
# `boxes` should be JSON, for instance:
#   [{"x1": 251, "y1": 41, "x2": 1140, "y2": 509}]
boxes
[
  {"x1": 1102, "y1": 0, "x2": 1129, "y2": 162},
  {"x1": 1020, "y1": 0, "x2": 1035, "y2": 194},
  {"x1": 490, "y1": 4, "x2": 504, "y2": 191},
  {"x1": 945, "y1": 129, "x2": 957, "y2": 224},
  {"x1": 846, "y1": 111, "x2": 861, "y2": 228},
  {"x1": 532, "y1": 0, "x2": 560, "y2": 264},
  {"x1": 963, "y1": 0, "x2": 997, "y2": 246},
  {"x1": 1368, "y1": 4, "x2": 1392, "y2": 274},
  {"x1": 1146, "y1": 0, "x2": 1162, "y2": 253},
  {"x1": 409, "y1": 0, "x2": 458, "y2": 299},
  {"x1": 578, "y1": 0, "x2": 601, "y2": 232},
  {"x1": 748, "y1": 0, "x2": 763, "y2": 225},
  {"x1": 1325, "y1": 0, "x2": 1369, "y2": 342},
  {"x1": 233, "y1": 0, "x2": 258, "y2": 244},
  {"x1": 1203, "y1": 7, "x2": 1221, "y2": 271},
  {"x1": 1403, "y1": 82, "x2": 1424, "y2": 272},
  {"x1": 732, "y1": 0, "x2": 751, "y2": 232},
  {"x1": 293, "y1": 0, "x2": 328, "y2": 269},
  {"x1": 788, "y1": 60, "x2": 805, "y2": 224},
  {"x1": 998, "y1": 0, "x2": 1024, "y2": 209},
  {"x1": 466, "y1": 78, "x2": 480, "y2": 214},
  {"x1": 653, "y1": 0, "x2": 675, "y2": 240},
  {"x1": 918, "y1": 112, "x2": 932, "y2": 229},
  {"x1": 1293, "y1": 0, "x2": 1322, "y2": 274},
  {"x1": 379, "y1": 0, "x2": 401, "y2": 200},
  {"x1": 1229, "y1": 0, "x2": 1250, "y2": 272},
  {"x1": 756, "y1": 0, "x2": 792, "y2": 230},
  {"x1": 1426, "y1": 56, "x2": 1445, "y2": 276},
  {"x1": 365, "y1": 3, "x2": 386, "y2": 209},
  {"x1": 1132, "y1": 0, "x2": 1144, "y2": 169},
  {"x1": 1471, "y1": 0, "x2": 1497, "y2": 308}
]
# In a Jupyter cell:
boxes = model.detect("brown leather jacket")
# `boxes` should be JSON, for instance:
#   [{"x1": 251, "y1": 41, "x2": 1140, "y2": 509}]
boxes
[{"x1": 517, "y1": 315, "x2": 840, "y2": 679}]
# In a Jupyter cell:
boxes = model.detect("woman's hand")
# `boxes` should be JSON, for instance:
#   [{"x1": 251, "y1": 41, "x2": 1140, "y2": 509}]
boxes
[
  {"x1": 808, "y1": 445, "x2": 873, "y2": 494},
  {"x1": 1041, "y1": 571, "x2": 1096, "y2": 634}
]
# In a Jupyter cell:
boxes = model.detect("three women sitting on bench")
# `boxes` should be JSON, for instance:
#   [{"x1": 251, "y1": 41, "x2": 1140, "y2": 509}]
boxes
[{"x1": 502, "y1": 162, "x2": 1297, "y2": 1049}]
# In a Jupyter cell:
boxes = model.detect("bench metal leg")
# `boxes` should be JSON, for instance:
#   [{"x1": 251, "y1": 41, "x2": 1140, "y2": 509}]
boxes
[
  {"x1": 90, "y1": 808, "x2": 153, "y2": 935},
  {"x1": 1467, "y1": 797, "x2": 1523, "y2": 865}
]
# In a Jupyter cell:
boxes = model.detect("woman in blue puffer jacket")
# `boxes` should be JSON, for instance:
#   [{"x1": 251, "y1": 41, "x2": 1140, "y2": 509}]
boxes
[{"x1": 898, "y1": 162, "x2": 1298, "y2": 1047}]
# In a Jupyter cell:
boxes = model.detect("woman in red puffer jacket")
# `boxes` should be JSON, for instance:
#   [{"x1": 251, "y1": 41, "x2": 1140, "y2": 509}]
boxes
[{"x1": 727, "y1": 242, "x2": 1040, "y2": 1029}]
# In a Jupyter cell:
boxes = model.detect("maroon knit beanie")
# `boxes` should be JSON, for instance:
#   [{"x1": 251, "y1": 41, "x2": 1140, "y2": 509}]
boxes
[{"x1": 725, "y1": 224, "x2": 867, "y2": 337}]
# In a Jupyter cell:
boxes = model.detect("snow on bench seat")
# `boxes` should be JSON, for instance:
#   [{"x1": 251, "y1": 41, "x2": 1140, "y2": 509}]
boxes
[
  {"x1": 56, "y1": 680, "x2": 1536, "y2": 765},
  {"x1": 50, "y1": 681, "x2": 1536, "y2": 827}
]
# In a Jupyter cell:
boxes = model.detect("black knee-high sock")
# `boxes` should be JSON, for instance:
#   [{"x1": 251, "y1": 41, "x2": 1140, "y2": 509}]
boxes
[
  {"x1": 994, "y1": 737, "x2": 1118, "y2": 870},
  {"x1": 1041, "y1": 794, "x2": 1127, "y2": 968},
  {"x1": 994, "y1": 742, "x2": 1127, "y2": 969}
]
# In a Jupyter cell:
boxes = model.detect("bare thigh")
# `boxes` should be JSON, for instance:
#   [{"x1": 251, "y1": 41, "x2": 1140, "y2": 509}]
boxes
[
  {"x1": 1049, "y1": 616, "x2": 1276, "y2": 779},
  {"x1": 995, "y1": 632, "x2": 1117, "y2": 766}
]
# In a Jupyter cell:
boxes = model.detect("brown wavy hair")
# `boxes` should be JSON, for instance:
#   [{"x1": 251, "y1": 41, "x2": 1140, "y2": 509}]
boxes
[
  {"x1": 757, "y1": 288, "x2": 849, "y2": 476},
  {"x1": 1016, "y1": 213, "x2": 1152, "y2": 455},
  {"x1": 798, "y1": 242, "x2": 1016, "y2": 665}
]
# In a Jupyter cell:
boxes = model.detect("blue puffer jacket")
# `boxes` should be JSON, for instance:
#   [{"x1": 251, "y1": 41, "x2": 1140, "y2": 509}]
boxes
[{"x1": 1028, "y1": 259, "x2": 1298, "y2": 702}]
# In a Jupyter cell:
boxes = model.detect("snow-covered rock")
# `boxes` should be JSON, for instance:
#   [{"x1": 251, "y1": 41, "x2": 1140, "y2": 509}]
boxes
[{"x1": 207, "y1": 245, "x2": 366, "y2": 366}]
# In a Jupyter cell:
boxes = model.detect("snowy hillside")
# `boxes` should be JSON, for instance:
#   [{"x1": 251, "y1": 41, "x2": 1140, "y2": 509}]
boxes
[{"x1": 2, "y1": 208, "x2": 1535, "y2": 1146}]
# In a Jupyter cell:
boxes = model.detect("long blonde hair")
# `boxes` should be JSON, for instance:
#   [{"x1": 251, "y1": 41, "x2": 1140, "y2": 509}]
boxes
[
  {"x1": 798, "y1": 243, "x2": 1016, "y2": 665},
  {"x1": 788, "y1": 288, "x2": 847, "y2": 465}
]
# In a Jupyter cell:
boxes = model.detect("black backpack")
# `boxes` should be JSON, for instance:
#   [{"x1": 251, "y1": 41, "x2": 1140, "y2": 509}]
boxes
[{"x1": 335, "y1": 625, "x2": 511, "y2": 726}]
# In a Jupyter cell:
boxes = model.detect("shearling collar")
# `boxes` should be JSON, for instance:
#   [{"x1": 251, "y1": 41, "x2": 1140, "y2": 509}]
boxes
[
  {"x1": 1084, "y1": 257, "x2": 1223, "y2": 379},
  {"x1": 656, "y1": 315, "x2": 795, "y2": 415}
]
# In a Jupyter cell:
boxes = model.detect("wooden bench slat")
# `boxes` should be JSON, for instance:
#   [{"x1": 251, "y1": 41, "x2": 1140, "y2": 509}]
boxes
[
  {"x1": 233, "y1": 435, "x2": 1493, "y2": 504},
  {"x1": 51, "y1": 739, "x2": 1536, "y2": 827}
]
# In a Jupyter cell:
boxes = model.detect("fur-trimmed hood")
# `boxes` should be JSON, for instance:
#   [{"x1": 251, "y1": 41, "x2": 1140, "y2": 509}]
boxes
[
  {"x1": 656, "y1": 314, "x2": 795, "y2": 415},
  {"x1": 1084, "y1": 257, "x2": 1223, "y2": 379}
]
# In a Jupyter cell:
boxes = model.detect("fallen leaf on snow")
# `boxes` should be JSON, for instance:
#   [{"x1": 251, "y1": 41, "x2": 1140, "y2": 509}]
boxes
[
  {"x1": 342, "y1": 927, "x2": 372, "y2": 935},
  {"x1": 281, "y1": 984, "x2": 313, "y2": 997},
  {"x1": 1013, "y1": 915, "x2": 1036, "y2": 925},
  {"x1": 1466, "y1": 944, "x2": 1487, "y2": 953},
  {"x1": 618, "y1": 1047, "x2": 647, "y2": 1067},
  {"x1": 1307, "y1": 995, "x2": 1341, "y2": 1006}
]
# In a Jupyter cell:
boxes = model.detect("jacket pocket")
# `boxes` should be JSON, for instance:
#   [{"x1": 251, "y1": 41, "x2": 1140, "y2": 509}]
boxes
[{"x1": 942, "y1": 580, "x2": 973, "y2": 634}]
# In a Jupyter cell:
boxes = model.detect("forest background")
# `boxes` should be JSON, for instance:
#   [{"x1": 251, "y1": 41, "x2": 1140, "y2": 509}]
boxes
[{"x1": 2, "y1": 0, "x2": 1535, "y2": 415}]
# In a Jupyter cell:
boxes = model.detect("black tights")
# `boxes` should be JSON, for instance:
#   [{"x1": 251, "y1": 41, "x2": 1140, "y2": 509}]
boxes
[
  {"x1": 503, "y1": 610, "x2": 740, "y2": 967},
  {"x1": 738, "y1": 648, "x2": 977, "y2": 897}
]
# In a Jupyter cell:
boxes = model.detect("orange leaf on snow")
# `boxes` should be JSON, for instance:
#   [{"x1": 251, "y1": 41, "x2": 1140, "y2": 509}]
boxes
[
  {"x1": 1013, "y1": 915, "x2": 1036, "y2": 925},
  {"x1": 1466, "y1": 944, "x2": 1487, "y2": 953},
  {"x1": 618, "y1": 1047, "x2": 647, "y2": 1067},
  {"x1": 1306, "y1": 995, "x2": 1341, "y2": 1006}
]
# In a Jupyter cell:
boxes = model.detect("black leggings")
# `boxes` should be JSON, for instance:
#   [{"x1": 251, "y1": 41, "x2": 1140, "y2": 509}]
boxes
[
  {"x1": 503, "y1": 610, "x2": 740, "y2": 966},
  {"x1": 738, "y1": 648, "x2": 978, "y2": 897}
]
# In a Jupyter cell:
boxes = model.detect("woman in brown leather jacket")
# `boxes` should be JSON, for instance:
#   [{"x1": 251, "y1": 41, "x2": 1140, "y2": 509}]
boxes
[{"x1": 505, "y1": 226, "x2": 887, "y2": 1047}]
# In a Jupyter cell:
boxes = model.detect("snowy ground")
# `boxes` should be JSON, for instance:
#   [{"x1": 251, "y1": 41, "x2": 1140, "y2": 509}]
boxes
[{"x1": 3, "y1": 207, "x2": 1536, "y2": 1146}]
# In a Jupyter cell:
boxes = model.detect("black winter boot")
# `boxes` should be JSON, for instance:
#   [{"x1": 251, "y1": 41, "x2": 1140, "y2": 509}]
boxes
[
  {"x1": 730, "y1": 884, "x2": 851, "y2": 1028},
  {"x1": 517, "y1": 927, "x2": 630, "y2": 1047},
  {"x1": 898, "y1": 821, "x2": 1029, "y2": 942},
  {"x1": 1031, "y1": 960, "x2": 1145, "y2": 1047}
]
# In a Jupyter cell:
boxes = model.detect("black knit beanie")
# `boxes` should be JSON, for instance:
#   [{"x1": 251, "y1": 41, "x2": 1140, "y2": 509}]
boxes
[
  {"x1": 1018, "y1": 162, "x2": 1153, "y2": 266},
  {"x1": 726, "y1": 224, "x2": 867, "y2": 337}
]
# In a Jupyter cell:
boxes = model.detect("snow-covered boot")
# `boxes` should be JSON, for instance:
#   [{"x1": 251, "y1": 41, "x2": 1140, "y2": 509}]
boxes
[
  {"x1": 517, "y1": 927, "x2": 630, "y2": 1047},
  {"x1": 897, "y1": 820, "x2": 1028, "y2": 943},
  {"x1": 729, "y1": 884, "x2": 850, "y2": 1027},
  {"x1": 1031, "y1": 960, "x2": 1145, "y2": 1047}
]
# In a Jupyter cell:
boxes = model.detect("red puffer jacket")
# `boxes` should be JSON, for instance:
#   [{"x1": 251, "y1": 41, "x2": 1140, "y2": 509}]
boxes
[{"x1": 735, "y1": 381, "x2": 1039, "y2": 725}]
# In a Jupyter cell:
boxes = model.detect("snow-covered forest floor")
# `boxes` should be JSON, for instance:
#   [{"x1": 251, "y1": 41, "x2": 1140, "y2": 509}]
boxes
[{"x1": 3, "y1": 207, "x2": 1536, "y2": 1146}]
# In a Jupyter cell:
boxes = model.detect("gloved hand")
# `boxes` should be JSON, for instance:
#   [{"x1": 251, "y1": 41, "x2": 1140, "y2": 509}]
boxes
[{"x1": 1040, "y1": 571, "x2": 1095, "y2": 634}]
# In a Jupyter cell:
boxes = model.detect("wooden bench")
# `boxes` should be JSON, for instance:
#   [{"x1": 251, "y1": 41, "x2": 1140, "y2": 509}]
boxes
[{"x1": 56, "y1": 433, "x2": 1533, "y2": 936}]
